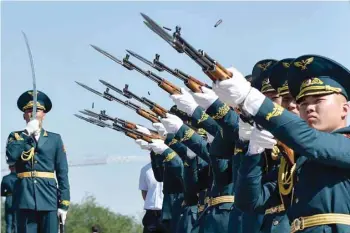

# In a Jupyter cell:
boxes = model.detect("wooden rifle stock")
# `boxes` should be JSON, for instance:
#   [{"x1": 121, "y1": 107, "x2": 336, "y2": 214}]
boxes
[
  {"x1": 137, "y1": 109, "x2": 160, "y2": 123},
  {"x1": 186, "y1": 79, "x2": 203, "y2": 93},
  {"x1": 151, "y1": 104, "x2": 168, "y2": 118},
  {"x1": 159, "y1": 80, "x2": 182, "y2": 95},
  {"x1": 205, "y1": 65, "x2": 231, "y2": 82},
  {"x1": 125, "y1": 132, "x2": 139, "y2": 140},
  {"x1": 277, "y1": 141, "x2": 295, "y2": 166}
]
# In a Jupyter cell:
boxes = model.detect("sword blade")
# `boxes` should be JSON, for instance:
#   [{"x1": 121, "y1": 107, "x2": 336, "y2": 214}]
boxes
[
  {"x1": 90, "y1": 44, "x2": 123, "y2": 65},
  {"x1": 22, "y1": 31, "x2": 37, "y2": 120},
  {"x1": 126, "y1": 50, "x2": 156, "y2": 69}
]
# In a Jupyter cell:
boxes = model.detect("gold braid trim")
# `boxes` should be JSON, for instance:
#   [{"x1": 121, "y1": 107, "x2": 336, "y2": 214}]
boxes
[
  {"x1": 234, "y1": 147, "x2": 243, "y2": 156},
  {"x1": 168, "y1": 138, "x2": 178, "y2": 146},
  {"x1": 271, "y1": 145, "x2": 280, "y2": 160},
  {"x1": 197, "y1": 112, "x2": 209, "y2": 124},
  {"x1": 14, "y1": 133, "x2": 24, "y2": 141},
  {"x1": 278, "y1": 157, "x2": 296, "y2": 196},
  {"x1": 179, "y1": 129, "x2": 195, "y2": 142},
  {"x1": 211, "y1": 104, "x2": 230, "y2": 120},
  {"x1": 163, "y1": 152, "x2": 177, "y2": 162},
  {"x1": 21, "y1": 147, "x2": 35, "y2": 161}
]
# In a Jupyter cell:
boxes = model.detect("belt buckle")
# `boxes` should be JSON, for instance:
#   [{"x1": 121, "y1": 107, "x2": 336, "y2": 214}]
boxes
[
  {"x1": 293, "y1": 218, "x2": 304, "y2": 231},
  {"x1": 31, "y1": 171, "x2": 37, "y2": 177}
]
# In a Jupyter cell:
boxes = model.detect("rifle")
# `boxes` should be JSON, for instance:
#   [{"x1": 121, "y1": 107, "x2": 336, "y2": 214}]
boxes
[
  {"x1": 79, "y1": 109, "x2": 161, "y2": 138},
  {"x1": 141, "y1": 14, "x2": 296, "y2": 166},
  {"x1": 98, "y1": 80, "x2": 168, "y2": 118},
  {"x1": 126, "y1": 50, "x2": 211, "y2": 93},
  {"x1": 90, "y1": 45, "x2": 181, "y2": 95},
  {"x1": 75, "y1": 81, "x2": 160, "y2": 123},
  {"x1": 140, "y1": 13, "x2": 232, "y2": 82},
  {"x1": 74, "y1": 114, "x2": 154, "y2": 142}
]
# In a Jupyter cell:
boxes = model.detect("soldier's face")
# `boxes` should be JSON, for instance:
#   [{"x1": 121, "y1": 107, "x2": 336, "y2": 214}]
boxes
[
  {"x1": 282, "y1": 93, "x2": 299, "y2": 116},
  {"x1": 23, "y1": 109, "x2": 46, "y2": 124},
  {"x1": 264, "y1": 91, "x2": 282, "y2": 105},
  {"x1": 298, "y1": 94, "x2": 349, "y2": 132}
]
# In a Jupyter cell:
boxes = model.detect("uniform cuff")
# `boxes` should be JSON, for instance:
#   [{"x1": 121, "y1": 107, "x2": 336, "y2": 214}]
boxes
[
  {"x1": 242, "y1": 88, "x2": 266, "y2": 116},
  {"x1": 59, "y1": 200, "x2": 70, "y2": 210}
]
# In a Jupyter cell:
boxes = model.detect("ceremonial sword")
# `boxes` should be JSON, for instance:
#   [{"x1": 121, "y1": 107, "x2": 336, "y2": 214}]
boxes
[{"x1": 22, "y1": 32, "x2": 37, "y2": 120}]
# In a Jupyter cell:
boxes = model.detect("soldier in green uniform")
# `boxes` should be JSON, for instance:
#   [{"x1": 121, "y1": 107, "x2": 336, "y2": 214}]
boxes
[
  {"x1": 213, "y1": 55, "x2": 350, "y2": 233},
  {"x1": 235, "y1": 59, "x2": 297, "y2": 233},
  {"x1": 163, "y1": 87, "x2": 243, "y2": 233},
  {"x1": 5, "y1": 90, "x2": 70, "y2": 233},
  {"x1": 1, "y1": 165, "x2": 18, "y2": 233}
]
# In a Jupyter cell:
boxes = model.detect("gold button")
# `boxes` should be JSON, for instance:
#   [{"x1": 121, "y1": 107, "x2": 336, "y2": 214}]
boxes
[
  {"x1": 273, "y1": 220, "x2": 279, "y2": 226},
  {"x1": 295, "y1": 198, "x2": 299, "y2": 203},
  {"x1": 34, "y1": 180, "x2": 37, "y2": 184},
  {"x1": 34, "y1": 161, "x2": 38, "y2": 164}
]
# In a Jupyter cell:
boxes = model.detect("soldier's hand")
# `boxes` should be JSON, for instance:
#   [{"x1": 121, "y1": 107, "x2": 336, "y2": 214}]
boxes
[
  {"x1": 170, "y1": 88, "x2": 199, "y2": 116},
  {"x1": 58, "y1": 208, "x2": 67, "y2": 225},
  {"x1": 192, "y1": 86, "x2": 218, "y2": 111},
  {"x1": 135, "y1": 125, "x2": 151, "y2": 136},
  {"x1": 135, "y1": 139, "x2": 151, "y2": 150},
  {"x1": 238, "y1": 119, "x2": 254, "y2": 141},
  {"x1": 248, "y1": 127, "x2": 276, "y2": 154},
  {"x1": 212, "y1": 67, "x2": 251, "y2": 107},
  {"x1": 149, "y1": 139, "x2": 169, "y2": 154},
  {"x1": 160, "y1": 113, "x2": 184, "y2": 134},
  {"x1": 25, "y1": 119, "x2": 40, "y2": 136},
  {"x1": 152, "y1": 123, "x2": 168, "y2": 136}
]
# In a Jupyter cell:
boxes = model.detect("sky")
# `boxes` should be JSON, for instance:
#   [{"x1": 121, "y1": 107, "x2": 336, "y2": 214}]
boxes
[{"x1": 1, "y1": 1, "x2": 350, "y2": 218}]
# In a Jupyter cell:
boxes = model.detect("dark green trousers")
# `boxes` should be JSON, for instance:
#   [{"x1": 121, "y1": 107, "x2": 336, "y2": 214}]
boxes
[
  {"x1": 5, "y1": 209, "x2": 17, "y2": 233},
  {"x1": 17, "y1": 209, "x2": 58, "y2": 233}
]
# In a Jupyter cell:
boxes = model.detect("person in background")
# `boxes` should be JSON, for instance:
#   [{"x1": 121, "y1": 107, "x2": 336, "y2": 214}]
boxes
[{"x1": 139, "y1": 161, "x2": 165, "y2": 233}]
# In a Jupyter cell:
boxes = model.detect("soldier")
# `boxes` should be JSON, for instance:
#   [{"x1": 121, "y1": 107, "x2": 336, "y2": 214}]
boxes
[
  {"x1": 5, "y1": 90, "x2": 70, "y2": 233},
  {"x1": 1, "y1": 165, "x2": 18, "y2": 233},
  {"x1": 235, "y1": 59, "x2": 297, "y2": 233},
  {"x1": 213, "y1": 55, "x2": 350, "y2": 233}
]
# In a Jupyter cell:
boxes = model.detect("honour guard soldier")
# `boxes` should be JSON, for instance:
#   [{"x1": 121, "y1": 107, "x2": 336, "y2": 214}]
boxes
[
  {"x1": 235, "y1": 59, "x2": 297, "y2": 233},
  {"x1": 5, "y1": 90, "x2": 70, "y2": 233},
  {"x1": 213, "y1": 55, "x2": 350, "y2": 233},
  {"x1": 1, "y1": 165, "x2": 18, "y2": 233}
]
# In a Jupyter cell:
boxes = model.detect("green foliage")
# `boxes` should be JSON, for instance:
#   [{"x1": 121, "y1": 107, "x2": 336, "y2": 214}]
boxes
[{"x1": 1, "y1": 196, "x2": 143, "y2": 233}]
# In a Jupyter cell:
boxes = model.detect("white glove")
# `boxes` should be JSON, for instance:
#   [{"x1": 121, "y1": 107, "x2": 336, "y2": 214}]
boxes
[
  {"x1": 207, "y1": 133, "x2": 215, "y2": 144},
  {"x1": 135, "y1": 125, "x2": 151, "y2": 136},
  {"x1": 149, "y1": 139, "x2": 169, "y2": 154},
  {"x1": 187, "y1": 148, "x2": 197, "y2": 159},
  {"x1": 238, "y1": 119, "x2": 254, "y2": 141},
  {"x1": 160, "y1": 113, "x2": 184, "y2": 134},
  {"x1": 152, "y1": 123, "x2": 168, "y2": 136},
  {"x1": 25, "y1": 119, "x2": 40, "y2": 136},
  {"x1": 248, "y1": 127, "x2": 277, "y2": 155},
  {"x1": 170, "y1": 88, "x2": 199, "y2": 116},
  {"x1": 135, "y1": 139, "x2": 151, "y2": 150},
  {"x1": 58, "y1": 208, "x2": 67, "y2": 225},
  {"x1": 212, "y1": 67, "x2": 251, "y2": 107},
  {"x1": 192, "y1": 86, "x2": 218, "y2": 111}
]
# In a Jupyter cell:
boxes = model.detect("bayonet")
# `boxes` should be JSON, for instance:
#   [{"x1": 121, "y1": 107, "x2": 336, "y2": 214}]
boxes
[
  {"x1": 91, "y1": 45, "x2": 181, "y2": 95},
  {"x1": 126, "y1": 50, "x2": 211, "y2": 92},
  {"x1": 76, "y1": 81, "x2": 160, "y2": 123},
  {"x1": 80, "y1": 109, "x2": 159, "y2": 136}
]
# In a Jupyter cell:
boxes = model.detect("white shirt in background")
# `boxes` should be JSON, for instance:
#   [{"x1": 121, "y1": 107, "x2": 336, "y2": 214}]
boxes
[{"x1": 139, "y1": 162, "x2": 163, "y2": 210}]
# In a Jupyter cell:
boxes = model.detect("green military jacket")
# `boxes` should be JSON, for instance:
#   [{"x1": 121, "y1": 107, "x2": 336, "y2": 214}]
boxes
[{"x1": 6, "y1": 129, "x2": 70, "y2": 211}]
